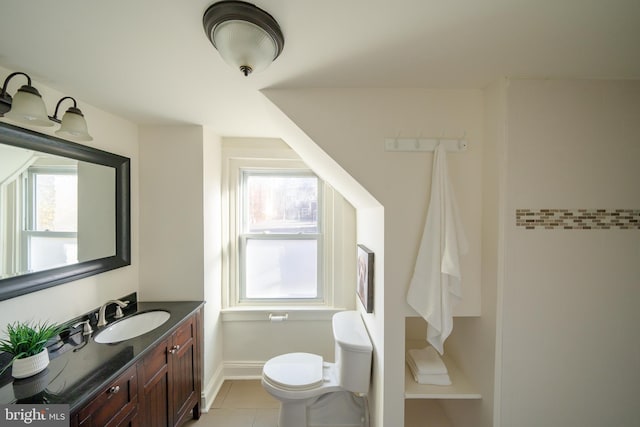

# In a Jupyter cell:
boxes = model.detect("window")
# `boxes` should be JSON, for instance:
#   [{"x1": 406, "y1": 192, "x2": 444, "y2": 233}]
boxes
[
  {"x1": 239, "y1": 170, "x2": 322, "y2": 302},
  {"x1": 221, "y1": 139, "x2": 356, "y2": 312},
  {"x1": 22, "y1": 166, "x2": 78, "y2": 272}
]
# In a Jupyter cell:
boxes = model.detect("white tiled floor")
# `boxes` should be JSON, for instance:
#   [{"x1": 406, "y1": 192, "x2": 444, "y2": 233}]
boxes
[
  {"x1": 184, "y1": 381, "x2": 452, "y2": 427},
  {"x1": 184, "y1": 380, "x2": 279, "y2": 427}
]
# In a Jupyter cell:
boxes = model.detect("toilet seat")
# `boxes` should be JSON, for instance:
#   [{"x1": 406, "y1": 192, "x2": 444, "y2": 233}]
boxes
[{"x1": 263, "y1": 352, "x2": 324, "y2": 391}]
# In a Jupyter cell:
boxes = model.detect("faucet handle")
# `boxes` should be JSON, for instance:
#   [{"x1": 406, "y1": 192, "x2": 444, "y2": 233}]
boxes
[
  {"x1": 73, "y1": 319, "x2": 93, "y2": 335},
  {"x1": 114, "y1": 300, "x2": 130, "y2": 319}
]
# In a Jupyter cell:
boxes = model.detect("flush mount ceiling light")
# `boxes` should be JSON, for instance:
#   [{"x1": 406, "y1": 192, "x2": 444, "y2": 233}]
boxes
[
  {"x1": 0, "y1": 71, "x2": 93, "y2": 141},
  {"x1": 203, "y1": 0, "x2": 284, "y2": 76}
]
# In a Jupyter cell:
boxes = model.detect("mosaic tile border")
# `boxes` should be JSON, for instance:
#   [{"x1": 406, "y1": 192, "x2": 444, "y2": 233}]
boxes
[{"x1": 516, "y1": 209, "x2": 640, "y2": 230}]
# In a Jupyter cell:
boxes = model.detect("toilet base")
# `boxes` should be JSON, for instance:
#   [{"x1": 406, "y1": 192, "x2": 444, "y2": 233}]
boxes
[
  {"x1": 307, "y1": 391, "x2": 368, "y2": 427},
  {"x1": 279, "y1": 400, "x2": 308, "y2": 427},
  {"x1": 275, "y1": 390, "x2": 368, "y2": 427}
]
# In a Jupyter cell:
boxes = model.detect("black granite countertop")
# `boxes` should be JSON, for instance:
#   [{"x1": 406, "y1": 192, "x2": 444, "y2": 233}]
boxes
[{"x1": 0, "y1": 300, "x2": 204, "y2": 413}]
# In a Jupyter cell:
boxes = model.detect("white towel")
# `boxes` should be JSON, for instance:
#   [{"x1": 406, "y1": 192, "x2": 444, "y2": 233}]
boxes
[
  {"x1": 406, "y1": 357, "x2": 452, "y2": 386},
  {"x1": 407, "y1": 346, "x2": 448, "y2": 375},
  {"x1": 412, "y1": 373, "x2": 452, "y2": 386},
  {"x1": 406, "y1": 144, "x2": 468, "y2": 355}
]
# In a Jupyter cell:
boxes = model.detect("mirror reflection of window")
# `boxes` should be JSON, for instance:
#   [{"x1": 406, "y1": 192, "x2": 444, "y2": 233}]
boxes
[
  {"x1": 0, "y1": 141, "x2": 117, "y2": 280},
  {"x1": 0, "y1": 123, "x2": 129, "y2": 299},
  {"x1": 24, "y1": 165, "x2": 78, "y2": 272}
]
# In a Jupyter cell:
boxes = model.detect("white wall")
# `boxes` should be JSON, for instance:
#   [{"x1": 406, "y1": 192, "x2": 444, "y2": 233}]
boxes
[
  {"x1": 138, "y1": 125, "x2": 206, "y2": 300},
  {"x1": 0, "y1": 145, "x2": 32, "y2": 183},
  {"x1": 78, "y1": 161, "x2": 116, "y2": 261},
  {"x1": 498, "y1": 79, "x2": 640, "y2": 426},
  {"x1": 265, "y1": 88, "x2": 484, "y2": 317},
  {"x1": 0, "y1": 65, "x2": 139, "y2": 328},
  {"x1": 356, "y1": 205, "x2": 385, "y2": 427},
  {"x1": 264, "y1": 88, "x2": 484, "y2": 427},
  {"x1": 440, "y1": 79, "x2": 508, "y2": 427},
  {"x1": 138, "y1": 125, "x2": 224, "y2": 409},
  {"x1": 203, "y1": 126, "x2": 224, "y2": 408}
]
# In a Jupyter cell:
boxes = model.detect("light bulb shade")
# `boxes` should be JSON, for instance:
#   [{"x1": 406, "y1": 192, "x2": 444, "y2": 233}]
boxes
[
  {"x1": 213, "y1": 20, "x2": 277, "y2": 74},
  {"x1": 203, "y1": 1, "x2": 284, "y2": 76},
  {"x1": 55, "y1": 107, "x2": 93, "y2": 141},
  {"x1": 4, "y1": 85, "x2": 53, "y2": 127}
]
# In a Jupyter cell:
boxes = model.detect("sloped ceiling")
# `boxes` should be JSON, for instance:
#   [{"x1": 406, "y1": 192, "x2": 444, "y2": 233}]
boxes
[{"x1": 1, "y1": 0, "x2": 639, "y2": 137}]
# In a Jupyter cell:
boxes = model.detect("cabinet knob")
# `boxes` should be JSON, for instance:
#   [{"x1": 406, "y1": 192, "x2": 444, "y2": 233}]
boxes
[
  {"x1": 169, "y1": 344, "x2": 181, "y2": 354},
  {"x1": 108, "y1": 385, "x2": 120, "y2": 395}
]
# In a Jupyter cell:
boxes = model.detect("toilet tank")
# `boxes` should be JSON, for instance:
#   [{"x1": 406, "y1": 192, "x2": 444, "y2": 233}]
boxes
[{"x1": 332, "y1": 311, "x2": 373, "y2": 394}]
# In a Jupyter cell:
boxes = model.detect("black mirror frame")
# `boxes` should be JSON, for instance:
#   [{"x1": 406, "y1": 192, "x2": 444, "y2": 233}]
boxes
[{"x1": 0, "y1": 121, "x2": 131, "y2": 301}]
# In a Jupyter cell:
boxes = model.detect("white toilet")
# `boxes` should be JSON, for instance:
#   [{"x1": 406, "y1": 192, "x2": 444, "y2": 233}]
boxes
[{"x1": 262, "y1": 310, "x2": 373, "y2": 427}]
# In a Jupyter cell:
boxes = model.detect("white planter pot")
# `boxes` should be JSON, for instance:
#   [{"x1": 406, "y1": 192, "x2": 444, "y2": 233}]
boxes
[{"x1": 11, "y1": 349, "x2": 50, "y2": 379}]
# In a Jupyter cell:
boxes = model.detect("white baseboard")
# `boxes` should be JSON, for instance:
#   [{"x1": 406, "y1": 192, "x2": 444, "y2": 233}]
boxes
[
  {"x1": 201, "y1": 364, "x2": 225, "y2": 412},
  {"x1": 201, "y1": 360, "x2": 266, "y2": 411},
  {"x1": 224, "y1": 360, "x2": 265, "y2": 379}
]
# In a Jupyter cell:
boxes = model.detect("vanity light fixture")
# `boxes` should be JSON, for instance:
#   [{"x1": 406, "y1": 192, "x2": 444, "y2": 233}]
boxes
[
  {"x1": 0, "y1": 71, "x2": 92, "y2": 141},
  {"x1": 203, "y1": 0, "x2": 285, "y2": 76},
  {"x1": 0, "y1": 72, "x2": 52, "y2": 127},
  {"x1": 49, "y1": 96, "x2": 93, "y2": 141}
]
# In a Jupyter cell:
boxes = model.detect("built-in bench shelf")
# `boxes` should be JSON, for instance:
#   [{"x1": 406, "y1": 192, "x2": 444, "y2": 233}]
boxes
[{"x1": 404, "y1": 339, "x2": 481, "y2": 400}]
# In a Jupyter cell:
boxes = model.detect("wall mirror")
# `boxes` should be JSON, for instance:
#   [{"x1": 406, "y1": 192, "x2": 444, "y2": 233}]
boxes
[{"x1": 0, "y1": 122, "x2": 130, "y2": 301}]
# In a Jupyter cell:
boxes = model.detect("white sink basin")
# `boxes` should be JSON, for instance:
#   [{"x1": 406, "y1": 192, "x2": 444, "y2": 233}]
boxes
[{"x1": 94, "y1": 310, "x2": 170, "y2": 344}]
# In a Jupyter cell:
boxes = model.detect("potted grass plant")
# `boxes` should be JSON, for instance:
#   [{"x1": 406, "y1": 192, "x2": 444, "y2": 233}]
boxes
[{"x1": 0, "y1": 321, "x2": 63, "y2": 379}]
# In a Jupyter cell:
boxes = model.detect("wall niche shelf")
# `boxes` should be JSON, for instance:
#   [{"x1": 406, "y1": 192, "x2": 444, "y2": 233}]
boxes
[{"x1": 404, "y1": 339, "x2": 481, "y2": 400}]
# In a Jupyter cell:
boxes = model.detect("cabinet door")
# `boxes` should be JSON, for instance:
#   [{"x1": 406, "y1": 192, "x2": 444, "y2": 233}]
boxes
[
  {"x1": 77, "y1": 365, "x2": 138, "y2": 427},
  {"x1": 170, "y1": 314, "x2": 200, "y2": 426},
  {"x1": 114, "y1": 408, "x2": 139, "y2": 427},
  {"x1": 136, "y1": 310, "x2": 202, "y2": 427},
  {"x1": 137, "y1": 337, "x2": 171, "y2": 427}
]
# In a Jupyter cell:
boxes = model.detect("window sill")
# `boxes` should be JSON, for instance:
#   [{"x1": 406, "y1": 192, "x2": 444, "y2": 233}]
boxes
[{"x1": 220, "y1": 307, "x2": 346, "y2": 322}]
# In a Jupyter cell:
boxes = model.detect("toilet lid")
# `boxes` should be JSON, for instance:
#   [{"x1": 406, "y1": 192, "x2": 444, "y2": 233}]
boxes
[{"x1": 263, "y1": 352, "x2": 324, "y2": 391}]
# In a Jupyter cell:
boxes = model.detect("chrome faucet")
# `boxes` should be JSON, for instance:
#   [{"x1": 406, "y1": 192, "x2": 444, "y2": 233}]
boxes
[{"x1": 97, "y1": 300, "x2": 129, "y2": 327}]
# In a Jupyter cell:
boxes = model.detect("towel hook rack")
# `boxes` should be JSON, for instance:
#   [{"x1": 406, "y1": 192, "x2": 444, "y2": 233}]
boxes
[{"x1": 384, "y1": 134, "x2": 469, "y2": 152}]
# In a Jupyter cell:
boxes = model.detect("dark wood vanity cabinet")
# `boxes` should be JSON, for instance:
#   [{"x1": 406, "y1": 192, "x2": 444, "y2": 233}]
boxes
[
  {"x1": 71, "y1": 309, "x2": 202, "y2": 427},
  {"x1": 170, "y1": 312, "x2": 202, "y2": 426},
  {"x1": 74, "y1": 364, "x2": 139, "y2": 427},
  {"x1": 137, "y1": 311, "x2": 202, "y2": 427}
]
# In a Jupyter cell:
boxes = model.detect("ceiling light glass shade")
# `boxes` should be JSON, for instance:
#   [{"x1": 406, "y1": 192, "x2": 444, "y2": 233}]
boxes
[
  {"x1": 203, "y1": 1, "x2": 284, "y2": 76},
  {"x1": 4, "y1": 85, "x2": 53, "y2": 127},
  {"x1": 213, "y1": 20, "x2": 277, "y2": 75},
  {"x1": 55, "y1": 107, "x2": 93, "y2": 141}
]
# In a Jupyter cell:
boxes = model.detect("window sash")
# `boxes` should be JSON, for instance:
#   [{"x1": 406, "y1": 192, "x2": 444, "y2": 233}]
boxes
[
  {"x1": 238, "y1": 233, "x2": 323, "y2": 303},
  {"x1": 25, "y1": 166, "x2": 78, "y2": 232},
  {"x1": 240, "y1": 169, "x2": 321, "y2": 235},
  {"x1": 21, "y1": 230, "x2": 78, "y2": 272}
]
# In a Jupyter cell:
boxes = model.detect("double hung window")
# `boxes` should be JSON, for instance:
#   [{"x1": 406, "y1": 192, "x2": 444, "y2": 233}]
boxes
[
  {"x1": 222, "y1": 140, "x2": 355, "y2": 312},
  {"x1": 238, "y1": 170, "x2": 322, "y2": 302},
  {"x1": 22, "y1": 166, "x2": 78, "y2": 272}
]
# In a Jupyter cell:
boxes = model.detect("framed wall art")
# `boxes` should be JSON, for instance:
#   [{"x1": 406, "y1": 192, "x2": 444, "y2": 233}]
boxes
[{"x1": 356, "y1": 244, "x2": 374, "y2": 313}]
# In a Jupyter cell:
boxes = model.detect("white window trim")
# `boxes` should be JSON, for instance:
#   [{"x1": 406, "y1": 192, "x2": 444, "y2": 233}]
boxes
[
  {"x1": 221, "y1": 139, "x2": 353, "y2": 312},
  {"x1": 226, "y1": 159, "x2": 332, "y2": 307},
  {"x1": 238, "y1": 168, "x2": 324, "y2": 303}
]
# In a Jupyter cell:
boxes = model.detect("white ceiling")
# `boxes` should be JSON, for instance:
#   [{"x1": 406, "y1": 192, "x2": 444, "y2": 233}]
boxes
[{"x1": 1, "y1": 0, "x2": 639, "y2": 137}]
